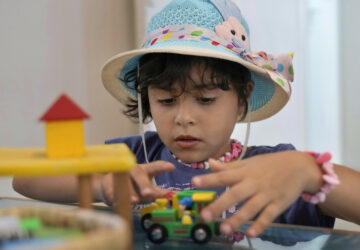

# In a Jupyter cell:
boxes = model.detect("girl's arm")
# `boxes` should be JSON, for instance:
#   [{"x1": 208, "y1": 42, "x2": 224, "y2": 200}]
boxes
[
  {"x1": 12, "y1": 160, "x2": 174, "y2": 205},
  {"x1": 12, "y1": 174, "x2": 103, "y2": 203},
  {"x1": 319, "y1": 164, "x2": 360, "y2": 224}
]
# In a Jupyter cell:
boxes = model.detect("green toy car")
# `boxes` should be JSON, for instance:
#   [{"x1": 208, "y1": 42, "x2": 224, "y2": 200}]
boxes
[{"x1": 140, "y1": 190, "x2": 220, "y2": 244}]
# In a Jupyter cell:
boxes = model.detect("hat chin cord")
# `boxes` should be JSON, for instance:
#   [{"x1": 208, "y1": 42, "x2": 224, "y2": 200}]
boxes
[
  {"x1": 137, "y1": 92, "x2": 157, "y2": 186},
  {"x1": 222, "y1": 111, "x2": 251, "y2": 219},
  {"x1": 137, "y1": 63, "x2": 155, "y2": 185}
]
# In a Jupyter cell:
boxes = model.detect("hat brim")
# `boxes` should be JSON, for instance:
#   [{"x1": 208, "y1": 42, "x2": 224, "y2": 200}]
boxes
[{"x1": 101, "y1": 45, "x2": 290, "y2": 122}]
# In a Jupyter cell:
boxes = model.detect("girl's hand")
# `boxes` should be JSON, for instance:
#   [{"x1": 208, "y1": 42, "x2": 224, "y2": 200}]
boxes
[
  {"x1": 100, "y1": 160, "x2": 174, "y2": 206},
  {"x1": 192, "y1": 151, "x2": 323, "y2": 238}
]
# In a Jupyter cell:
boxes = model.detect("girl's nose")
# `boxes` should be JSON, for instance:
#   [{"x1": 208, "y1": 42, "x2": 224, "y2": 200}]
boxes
[{"x1": 174, "y1": 99, "x2": 195, "y2": 126}]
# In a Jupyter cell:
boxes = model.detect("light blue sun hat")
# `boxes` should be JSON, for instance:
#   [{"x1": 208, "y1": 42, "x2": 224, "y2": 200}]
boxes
[{"x1": 101, "y1": 0, "x2": 294, "y2": 122}]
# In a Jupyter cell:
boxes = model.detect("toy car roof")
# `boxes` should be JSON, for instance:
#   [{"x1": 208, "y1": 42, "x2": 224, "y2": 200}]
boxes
[{"x1": 176, "y1": 190, "x2": 217, "y2": 203}]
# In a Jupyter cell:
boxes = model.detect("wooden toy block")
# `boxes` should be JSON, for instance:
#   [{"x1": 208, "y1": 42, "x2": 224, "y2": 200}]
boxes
[{"x1": 45, "y1": 120, "x2": 85, "y2": 158}]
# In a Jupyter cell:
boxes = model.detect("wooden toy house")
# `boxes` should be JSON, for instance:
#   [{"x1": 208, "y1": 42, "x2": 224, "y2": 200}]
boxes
[{"x1": 39, "y1": 94, "x2": 90, "y2": 158}]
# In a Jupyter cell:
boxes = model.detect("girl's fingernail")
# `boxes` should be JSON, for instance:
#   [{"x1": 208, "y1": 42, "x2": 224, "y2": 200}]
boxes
[
  {"x1": 192, "y1": 177, "x2": 201, "y2": 186},
  {"x1": 131, "y1": 196, "x2": 138, "y2": 203},
  {"x1": 221, "y1": 223, "x2": 232, "y2": 234},
  {"x1": 142, "y1": 188, "x2": 152, "y2": 195},
  {"x1": 247, "y1": 228, "x2": 257, "y2": 237},
  {"x1": 201, "y1": 210, "x2": 213, "y2": 222},
  {"x1": 208, "y1": 158, "x2": 216, "y2": 164}
]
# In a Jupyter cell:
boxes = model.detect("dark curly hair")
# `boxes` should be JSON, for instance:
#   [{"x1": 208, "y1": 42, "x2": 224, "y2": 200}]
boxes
[{"x1": 121, "y1": 53, "x2": 252, "y2": 123}]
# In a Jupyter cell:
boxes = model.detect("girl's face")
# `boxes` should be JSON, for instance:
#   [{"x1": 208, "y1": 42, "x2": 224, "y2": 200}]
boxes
[{"x1": 148, "y1": 64, "x2": 247, "y2": 163}]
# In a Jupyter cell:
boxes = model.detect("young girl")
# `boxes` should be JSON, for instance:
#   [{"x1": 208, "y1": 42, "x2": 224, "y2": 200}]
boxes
[{"x1": 13, "y1": 0, "x2": 360, "y2": 238}]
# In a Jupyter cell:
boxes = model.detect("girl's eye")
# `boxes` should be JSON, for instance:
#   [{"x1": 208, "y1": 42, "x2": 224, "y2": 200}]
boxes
[
  {"x1": 158, "y1": 98, "x2": 175, "y2": 105},
  {"x1": 197, "y1": 97, "x2": 216, "y2": 104}
]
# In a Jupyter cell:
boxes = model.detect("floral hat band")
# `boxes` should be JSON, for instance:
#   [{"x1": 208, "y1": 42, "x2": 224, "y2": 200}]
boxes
[{"x1": 143, "y1": 24, "x2": 294, "y2": 85}]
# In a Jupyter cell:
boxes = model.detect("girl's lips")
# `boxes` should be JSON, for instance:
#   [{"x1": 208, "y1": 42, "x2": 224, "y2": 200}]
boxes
[
  {"x1": 175, "y1": 139, "x2": 199, "y2": 148},
  {"x1": 175, "y1": 136, "x2": 200, "y2": 149}
]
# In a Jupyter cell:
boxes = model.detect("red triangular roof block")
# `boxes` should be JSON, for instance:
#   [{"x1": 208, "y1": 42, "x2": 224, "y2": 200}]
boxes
[{"x1": 39, "y1": 94, "x2": 90, "y2": 121}]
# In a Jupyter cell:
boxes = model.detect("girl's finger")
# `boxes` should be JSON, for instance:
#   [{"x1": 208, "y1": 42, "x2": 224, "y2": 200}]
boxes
[
  {"x1": 209, "y1": 158, "x2": 247, "y2": 172},
  {"x1": 129, "y1": 178, "x2": 141, "y2": 204},
  {"x1": 129, "y1": 185, "x2": 140, "y2": 204},
  {"x1": 208, "y1": 159, "x2": 227, "y2": 172},
  {"x1": 154, "y1": 186, "x2": 173, "y2": 197},
  {"x1": 130, "y1": 163, "x2": 173, "y2": 203},
  {"x1": 220, "y1": 193, "x2": 271, "y2": 234},
  {"x1": 246, "y1": 201, "x2": 284, "y2": 237},
  {"x1": 141, "y1": 161, "x2": 175, "y2": 177},
  {"x1": 192, "y1": 167, "x2": 245, "y2": 188},
  {"x1": 200, "y1": 180, "x2": 257, "y2": 221},
  {"x1": 130, "y1": 167, "x2": 156, "y2": 199}
]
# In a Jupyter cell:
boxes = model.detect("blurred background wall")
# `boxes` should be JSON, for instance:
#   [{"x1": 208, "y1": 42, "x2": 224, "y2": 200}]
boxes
[
  {"x1": 0, "y1": 0, "x2": 140, "y2": 197},
  {"x1": 0, "y1": 0, "x2": 359, "y2": 230},
  {"x1": 340, "y1": 0, "x2": 360, "y2": 173}
]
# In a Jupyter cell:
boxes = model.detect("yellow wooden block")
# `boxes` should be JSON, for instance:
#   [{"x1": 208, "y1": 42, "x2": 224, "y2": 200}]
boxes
[
  {"x1": 192, "y1": 192, "x2": 216, "y2": 203},
  {"x1": 45, "y1": 120, "x2": 85, "y2": 158},
  {"x1": 0, "y1": 144, "x2": 136, "y2": 176}
]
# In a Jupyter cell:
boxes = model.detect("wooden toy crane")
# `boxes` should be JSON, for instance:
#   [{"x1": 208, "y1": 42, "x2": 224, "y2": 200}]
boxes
[{"x1": 0, "y1": 94, "x2": 136, "y2": 242}]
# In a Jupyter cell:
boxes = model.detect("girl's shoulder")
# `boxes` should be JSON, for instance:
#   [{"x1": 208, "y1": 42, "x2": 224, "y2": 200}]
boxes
[
  {"x1": 246, "y1": 143, "x2": 296, "y2": 158},
  {"x1": 105, "y1": 131, "x2": 161, "y2": 146}
]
